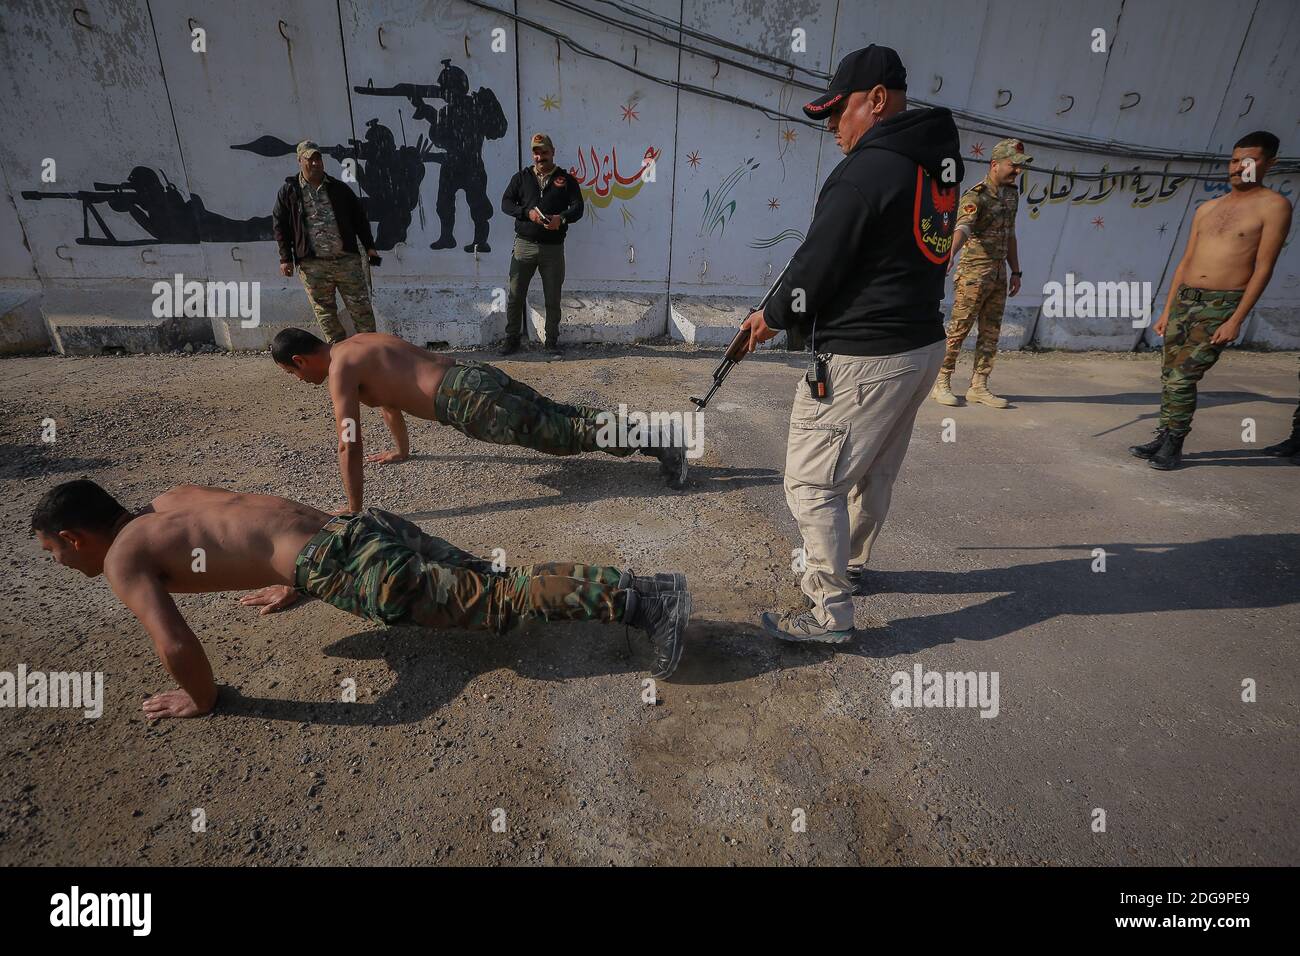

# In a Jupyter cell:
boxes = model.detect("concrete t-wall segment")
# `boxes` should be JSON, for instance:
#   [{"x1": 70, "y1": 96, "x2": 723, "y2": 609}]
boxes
[{"x1": 0, "y1": 0, "x2": 1295, "y2": 355}]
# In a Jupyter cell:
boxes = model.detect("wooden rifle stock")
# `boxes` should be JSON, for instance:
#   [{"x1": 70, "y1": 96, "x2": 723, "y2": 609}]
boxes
[{"x1": 688, "y1": 259, "x2": 794, "y2": 409}]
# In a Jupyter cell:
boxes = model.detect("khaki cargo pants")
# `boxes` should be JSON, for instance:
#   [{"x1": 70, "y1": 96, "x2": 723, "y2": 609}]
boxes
[{"x1": 784, "y1": 340, "x2": 945, "y2": 631}]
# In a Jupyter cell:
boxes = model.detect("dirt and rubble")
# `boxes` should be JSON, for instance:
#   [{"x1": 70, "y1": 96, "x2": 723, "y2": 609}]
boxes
[{"x1": 1, "y1": 344, "x2": 1296, "y2": 865}]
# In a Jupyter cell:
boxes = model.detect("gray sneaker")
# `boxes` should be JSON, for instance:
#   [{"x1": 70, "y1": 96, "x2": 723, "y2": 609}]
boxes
[{"x1": 760, "y1": 610, "x2": 855, "y2": 644}]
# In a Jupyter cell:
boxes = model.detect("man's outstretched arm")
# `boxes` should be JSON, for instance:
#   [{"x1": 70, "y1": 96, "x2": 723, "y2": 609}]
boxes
[
  {"x1": 366, "y1": 407, "x2": 410, "y2": 465},
  {"x1": 329, "y1": 359, "x2": 366, "y2": 512},
  {"x1": 107, "y1": 564, "x2": 218, "y2": 719}
]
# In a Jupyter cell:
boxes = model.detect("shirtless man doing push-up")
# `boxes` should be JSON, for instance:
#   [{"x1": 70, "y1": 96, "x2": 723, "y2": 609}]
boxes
[
  {"x1": 271, "y1": 328, "x2": 689, "y2": 513},
  {"x1": 32, "y1": 480, "x2": 689, "y2": 719}
]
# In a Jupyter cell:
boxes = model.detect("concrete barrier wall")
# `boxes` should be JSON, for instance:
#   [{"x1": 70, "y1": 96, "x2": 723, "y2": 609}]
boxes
[{"x1": 0, "y1": 0, "x2": 1296, "y2": 354}]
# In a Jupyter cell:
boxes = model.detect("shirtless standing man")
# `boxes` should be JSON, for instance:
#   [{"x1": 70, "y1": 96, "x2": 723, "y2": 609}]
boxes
[
  {"x1": 31, "y1": 480, "x2": 690, "y2": 718},
  {"x1": 271, "y1": 328, "x2": 688, "y2": 513},
  {"x1": 1129, "y1": 131, "x2": 1293, "y2": 471}
]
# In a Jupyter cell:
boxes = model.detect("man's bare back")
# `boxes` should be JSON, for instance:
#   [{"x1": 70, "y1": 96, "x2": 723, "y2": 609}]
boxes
[
  {"x1": 107, "y1": 486, "x2": 329, "y2": 594},
  {"x1": 1182, "y1": 187, "x2": 1292, "y2": 290},
  {"x1": 332, "y1": 332, "x2": 456, "y2": 421}
]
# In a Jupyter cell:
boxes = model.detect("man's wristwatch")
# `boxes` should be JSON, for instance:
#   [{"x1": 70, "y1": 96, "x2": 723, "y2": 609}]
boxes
[{"x1": 1011, "y1": 271, "x2": 1022, "y2": 277}]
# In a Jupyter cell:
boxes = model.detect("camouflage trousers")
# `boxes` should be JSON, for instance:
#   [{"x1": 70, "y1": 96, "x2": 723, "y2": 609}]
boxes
[
  {"x1": 942, "y1": 265, "x2": 1007, "y2": 376},
  {"x1": 299, "y1": 254, "x2": 375, "y2": 343},
  {"x1": 1158, "y1": 287, "x2": 1244, "y2": 435},
  {"x1": 294, "y1": 510, "x2": 627, "y2": 633},
  {"x1": 433, "y1": 360, "x2": 636, "y2": 457}
]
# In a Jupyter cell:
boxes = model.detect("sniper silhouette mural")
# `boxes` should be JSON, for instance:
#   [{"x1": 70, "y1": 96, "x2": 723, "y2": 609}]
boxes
[{"x1": 21, "y1": 166, "x2": 272, "y2": 245}]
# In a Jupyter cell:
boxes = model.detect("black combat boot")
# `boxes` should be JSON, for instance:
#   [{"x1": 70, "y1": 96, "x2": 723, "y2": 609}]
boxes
[
  {"x1": 1128, "y1": 427, "x2": 1168, "y2": 460},
  {"x1": 498, "y1": 336, "x2": 520, "y2": 356},
  {"x1": 638, "y1": 421, "x2": 689, "y2": 489},
  {"x1": 1149, "y1": 430, "x2": 1186, "y2": 471},
  {"x1": 618, "y1": 570, "x2": 686, "y2": 594},
  {"x1": 1261, "y1": 424, "x2": 1300, "y2": 459},
  {"x1": 624, "y1": 585, "x2": 691, "y2": 679}
]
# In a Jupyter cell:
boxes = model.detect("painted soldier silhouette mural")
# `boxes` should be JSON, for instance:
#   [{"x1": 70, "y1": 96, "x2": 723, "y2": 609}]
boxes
[
  {"x1": 31, "y1": 57, "x2": 506, "y2": 255},
  {"x1": 232, "y1": 119, "x2": 430, "y2": 252},
  {"x1": 355, "y1": 58, "x2": 508, "y2": 253},
  {"x1": 231, "y1": 58, "x2": 507, "y2": 254},
  {"x1": 351, "y1": 118, "x2": 429, "y2": 250},
  {"x1": 22, "y1": 166, "x2": 271, "y2": 245}
]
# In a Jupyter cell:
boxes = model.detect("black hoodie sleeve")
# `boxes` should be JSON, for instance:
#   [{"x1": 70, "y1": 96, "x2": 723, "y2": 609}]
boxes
[
  {"x1": 501, "y1": 171, "x2": 528, "y2": 220},
  {"x1": 763, "y1": 176, "x2": 874, "y2": 335}
]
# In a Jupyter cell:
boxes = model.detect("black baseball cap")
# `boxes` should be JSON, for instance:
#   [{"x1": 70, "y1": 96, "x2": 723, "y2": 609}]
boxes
[{"x1": 803, "y1": 44, "x2": 908, "y2": 118}]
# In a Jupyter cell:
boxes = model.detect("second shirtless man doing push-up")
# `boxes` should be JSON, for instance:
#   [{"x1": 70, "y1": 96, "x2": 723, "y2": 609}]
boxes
[{"x1": 272, "y1": 328, "x2": 689, "y2": 513}]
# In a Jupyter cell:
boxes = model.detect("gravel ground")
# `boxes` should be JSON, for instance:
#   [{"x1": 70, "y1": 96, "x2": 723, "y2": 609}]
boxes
[{"x1": 1, "y1": 343, "x2": 1296, "y2": 865}]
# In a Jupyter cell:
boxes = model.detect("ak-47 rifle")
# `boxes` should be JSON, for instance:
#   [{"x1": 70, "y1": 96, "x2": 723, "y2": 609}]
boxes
[{"x1": 690, "y1": 259, "x2": 793, "y2": 409}]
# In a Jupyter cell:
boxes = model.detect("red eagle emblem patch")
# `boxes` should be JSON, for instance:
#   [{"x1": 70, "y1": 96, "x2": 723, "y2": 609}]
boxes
[
  {"x1": 913, "y1": 168, "x2": 957, "y2": 264},
  {"x1": 554, "y1": 176, "x2": 566, "y2": 187}
]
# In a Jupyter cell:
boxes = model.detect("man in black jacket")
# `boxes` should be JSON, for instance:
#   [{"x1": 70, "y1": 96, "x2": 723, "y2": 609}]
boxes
[
  {"x1": 738, "y1": 45, "x2": 964, "y2": 643},
  {"x1": 499, "y1": 133, "x2": 584, "y2": 355},
  {"x1": 273, "y1": 140, "x2": 382, "y2": 343}
]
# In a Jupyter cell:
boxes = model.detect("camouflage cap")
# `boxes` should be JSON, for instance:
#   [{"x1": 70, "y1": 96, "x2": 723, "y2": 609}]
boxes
[
  {"x1": 296, "y1": 140, "x2": 322, "y2": 160},
  {"x1": 530, "y1": 133, "x2": 554, "y2": 151},
  {"x1": 991, "y1": 138, "x2": 1032, "y2": 164}
]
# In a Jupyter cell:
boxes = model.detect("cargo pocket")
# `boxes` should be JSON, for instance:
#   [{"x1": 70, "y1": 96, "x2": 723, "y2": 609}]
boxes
[{"x1": 786, "y1": 419, "x2": 849, "y2": 488}]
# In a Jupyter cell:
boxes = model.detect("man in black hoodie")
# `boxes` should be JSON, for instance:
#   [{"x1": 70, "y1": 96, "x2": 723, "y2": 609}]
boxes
[{"x1": 738, "y1": 45, "x2": 964, "y2": 643}]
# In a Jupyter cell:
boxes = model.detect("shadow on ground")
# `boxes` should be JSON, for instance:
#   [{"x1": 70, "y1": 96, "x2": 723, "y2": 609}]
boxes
[
  {"x1": 403, "y1": 456, "x2": 781, "y2": 520},
  {"x1": 845, "y1": 533, "x2": 1299, "y2": 657},
  {"x1": 215, "y1": 616, "x2": 792, "y2": 726}
]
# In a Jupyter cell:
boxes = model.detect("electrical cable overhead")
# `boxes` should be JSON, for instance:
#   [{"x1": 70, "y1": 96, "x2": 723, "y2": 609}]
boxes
[
  {"x1": 464, "y1": 0, "x2": 1298, "y2": 178},
  {"x1": 591, "y1": 0, "x2": 1297, "y2": 172}
]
